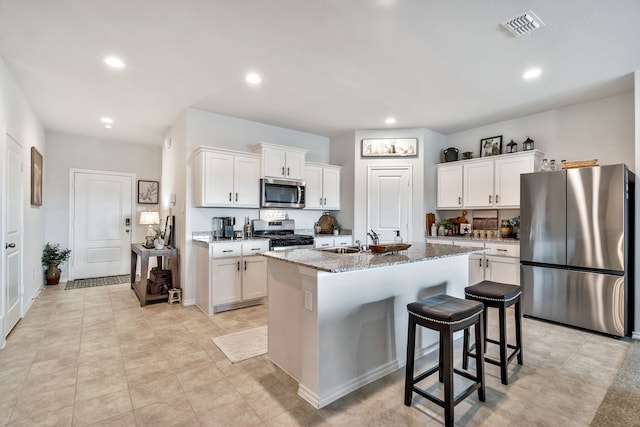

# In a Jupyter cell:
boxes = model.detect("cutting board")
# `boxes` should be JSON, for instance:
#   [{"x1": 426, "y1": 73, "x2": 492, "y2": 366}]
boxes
[{"x1": 317, "y1": 213, "x2": 337, "y2": 234}]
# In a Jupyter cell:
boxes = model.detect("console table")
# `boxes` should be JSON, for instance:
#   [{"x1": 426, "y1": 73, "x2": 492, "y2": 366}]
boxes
[{"x1": 130, "y1": 244, "x2": 179, "y2": 306}]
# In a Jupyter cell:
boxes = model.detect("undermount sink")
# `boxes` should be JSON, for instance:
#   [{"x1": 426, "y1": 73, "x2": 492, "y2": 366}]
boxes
[{"x1": 317, "y1": 246, "x2": 361, "y2": 254}]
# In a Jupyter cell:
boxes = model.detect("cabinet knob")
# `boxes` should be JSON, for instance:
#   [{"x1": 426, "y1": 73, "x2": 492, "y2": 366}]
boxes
[
  {"x1": 237, "y1": 261, "x2": 240, "y2": 271},
  {"x1": 479, "y1": 258, "x2": 482, "y2": 267},
  {"x1": 495, "y1": 194, "x2": 499, "y2": 204},
  {"x1": 282, "y1": 166, "x2": 285, "y2": 175},
  {"x1": 486, "y1": 259, "x2": 489, "y2": 268},
  {"x1": 489, "y1": 195, "x2": 492, "y2": 204},
  {"x1": 235, "y1": 192, "x2": 238, "y2": 202},
  {"x1": 229, "y1": 192, "x2": 232, "y2": 202},
  {"x1": 458, "y1": 196, "x2": 461, "y2": 205},
  {"x1": 287, "y1": 167, "x2": 290, "y2": 176}
]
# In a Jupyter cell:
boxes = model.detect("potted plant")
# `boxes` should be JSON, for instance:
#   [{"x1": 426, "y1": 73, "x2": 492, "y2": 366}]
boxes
[
  {"x1": 332, "y1": 222, "x2": 342, "y2": 236},
  {"x1": 41, "y1": 242, "x2": 71, "y2": 285}
]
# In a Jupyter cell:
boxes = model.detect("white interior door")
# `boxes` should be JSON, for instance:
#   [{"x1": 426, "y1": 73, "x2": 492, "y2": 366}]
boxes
[
  {"x1": 367, "y1": 167, "x2": 412, "y2": 243},
  {"x1": 3, "y1": 131, "x2": 23, "y2": 339},
  {"x1": 71, "y1": 171, "x2": 133, "y2": 279}
]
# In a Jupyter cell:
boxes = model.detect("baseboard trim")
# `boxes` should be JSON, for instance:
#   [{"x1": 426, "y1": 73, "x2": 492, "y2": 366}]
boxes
[
  {"x1": 632, "y1": 331, "x2": 640, "y2": 340},
  {"x1": 183, "y1": 298, "x2": 196, "y2": 306}
]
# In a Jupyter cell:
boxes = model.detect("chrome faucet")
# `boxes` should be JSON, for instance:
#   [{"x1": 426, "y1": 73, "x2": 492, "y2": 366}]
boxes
[
  {"x1": 355, "y1": 240, "x2": 367, "y2": 252},
  {"x1": 367, "y1": 230, "x2": 379, "y2": 245}
]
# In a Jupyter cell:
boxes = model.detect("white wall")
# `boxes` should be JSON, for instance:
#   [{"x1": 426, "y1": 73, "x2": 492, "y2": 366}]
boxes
[
  {"x1": 330, "y1": 131, "x2": 356, "y2": 229},
  {"x1": 45, "y1": 131, "x2": 162, "y2": 280},
  {"x1": 446, "y1": 92, "x2": 635, "y2": 170},
  {"x1": 351, "y1": 128, "x2": 447, "y2": 245},
  {"x1": 167, "y1": 108, "x2": 332, "y2": 304},
  {"x1": 0, "y1": 57, "x2": 46, "y2": 322}
]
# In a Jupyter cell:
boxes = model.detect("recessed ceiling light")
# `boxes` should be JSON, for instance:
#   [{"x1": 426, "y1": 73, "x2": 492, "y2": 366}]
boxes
[
  {"x1": 100, "y1": 117, "x2": 114, "y2": 124},
  {"x1": 523, "y1": 68, "x2": 542, "y2": 79},
  {"x1": 245, "y1": 73, "x2": 262, "y2": 85},
  {"x1": 104, "y1": 124, "x2": 113, "y2": 129},
  {"x1": 385, "y1": 117, "x2": 397, "y2": 124},
  {"x1": 104, "y1": 56, "x2": 125, "y2": 69}
]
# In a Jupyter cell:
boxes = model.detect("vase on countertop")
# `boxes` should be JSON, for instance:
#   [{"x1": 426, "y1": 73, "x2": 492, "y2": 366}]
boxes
[{"x1": 154, "y1": 238, "x2": 165, "y2": 249}]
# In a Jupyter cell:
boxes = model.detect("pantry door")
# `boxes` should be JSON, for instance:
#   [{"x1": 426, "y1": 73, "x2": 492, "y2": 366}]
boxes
[
  {"x1": 367, "y1": 166, "x2": 412, "y2": 243},
  {"x1": 70, "y1": 170, "x2": 134, "y2": 279},
  {"x1": 3, "y1": 130, "x2": 23, "y2": 341}
]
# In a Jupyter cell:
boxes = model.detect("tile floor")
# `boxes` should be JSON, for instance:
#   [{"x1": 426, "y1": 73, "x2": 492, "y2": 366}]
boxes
[{"x1": 0, "y1": 283, "x2": 631, "y2": 426}]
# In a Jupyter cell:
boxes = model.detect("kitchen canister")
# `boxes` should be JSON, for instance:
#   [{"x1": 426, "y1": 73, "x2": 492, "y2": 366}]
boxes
[{"x1": 443, "y1": 147, "x2": 459, "y2": 162}]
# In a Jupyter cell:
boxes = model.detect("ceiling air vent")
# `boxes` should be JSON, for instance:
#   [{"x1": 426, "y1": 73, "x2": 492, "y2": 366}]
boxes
[{"x1": 502, "y1": 10, "x2": 545, "y2": 37}]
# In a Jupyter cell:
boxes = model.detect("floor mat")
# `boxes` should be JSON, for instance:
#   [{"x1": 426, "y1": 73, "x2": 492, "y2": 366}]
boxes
[
  {"x1": 64, "y1": 274, "x2": 131, "y2": 290},
  {"x1": 212, "y1": 326, "x2": 268, "y2": 363}
]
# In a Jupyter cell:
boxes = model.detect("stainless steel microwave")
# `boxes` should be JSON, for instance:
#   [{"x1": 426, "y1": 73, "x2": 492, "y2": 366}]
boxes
[{"x1": 260, "y1": 178, "x2": 305, "y2": 209}]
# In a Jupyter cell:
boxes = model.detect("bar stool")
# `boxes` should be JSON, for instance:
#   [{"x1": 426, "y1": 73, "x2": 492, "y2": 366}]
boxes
[
  {"x1": 463, "y1": 280, "x2": 523, "y2": 385},
  {"x1": 404, "y1": 294, "x2": 485, "y2": 427},
  {"x1": 167, "y1": 288, "x2": 182, "y2": 305}
]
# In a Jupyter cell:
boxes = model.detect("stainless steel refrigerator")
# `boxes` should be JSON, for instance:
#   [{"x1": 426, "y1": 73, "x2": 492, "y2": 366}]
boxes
[{"x1": 520, "y1": 164, "x2": 635, "y2": 337}]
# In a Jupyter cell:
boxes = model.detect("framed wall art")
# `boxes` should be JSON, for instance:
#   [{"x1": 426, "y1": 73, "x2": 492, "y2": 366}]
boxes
[
  {"x1": 480, "y1": 135, "x2": 503, "y2": 157},
  {"x1": 138, "y1": 180, "x2": 159, "y2": 204},
  {"x1": 361, "y1": 138, "x2": 418, "y2": 158},
  {"x1": 30, "y1": 147, "x2": 43, "y2": 206}
]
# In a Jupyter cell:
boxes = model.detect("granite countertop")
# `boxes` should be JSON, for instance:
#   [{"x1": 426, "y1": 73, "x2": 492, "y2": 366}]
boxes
[
  {"x1": 427, "y1": 235, "x2": 520, "y2": 244},
  {"x1": 261, "y1": 241, "x2": 481, "y2": 273},
  {"x1": 192, "y1": 234, "x2": 269, "y2": 245}
]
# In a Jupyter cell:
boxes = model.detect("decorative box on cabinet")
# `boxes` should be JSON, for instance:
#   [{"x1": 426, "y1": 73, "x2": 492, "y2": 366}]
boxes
[
  {"x1": 250, "y1": 142, "x2": 307, "y2": 181},
  {"x1": 193, "y1": 147, "x2": 260, "y2": 208},
  {"x1": 305, "y1": 163, "x2": 341, "y2": 210}
]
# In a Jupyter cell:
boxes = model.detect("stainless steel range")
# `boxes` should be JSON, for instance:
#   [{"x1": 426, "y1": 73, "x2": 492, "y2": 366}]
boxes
[{"x1": 252, "y1": 219, "x2": 314, "y2": 251}]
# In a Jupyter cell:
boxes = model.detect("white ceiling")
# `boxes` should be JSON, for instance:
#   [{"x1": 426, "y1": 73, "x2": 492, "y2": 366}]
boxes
[{"x1": 1, "y1": 0, "x2": 639, "y2": 145}]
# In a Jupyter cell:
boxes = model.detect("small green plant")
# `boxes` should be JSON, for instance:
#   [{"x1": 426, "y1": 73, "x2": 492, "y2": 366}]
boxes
[
  {"x1": 152, "y1": 227, "x2": 164, "y2": 239},
  {"x1": 41, "y1": 242, "x2": 71, "y2": 266},
  {"x1": 437, "y1": 219, "x2": 453, "y2": 229},
  {"x1": 332, "y1": 222, "x2": 342, "y2": 231}
]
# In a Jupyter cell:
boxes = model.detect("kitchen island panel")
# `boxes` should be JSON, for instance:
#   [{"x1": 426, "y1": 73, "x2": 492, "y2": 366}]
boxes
[{"x1": 266, "y1": 252, "x2": 470, "y2": 409}]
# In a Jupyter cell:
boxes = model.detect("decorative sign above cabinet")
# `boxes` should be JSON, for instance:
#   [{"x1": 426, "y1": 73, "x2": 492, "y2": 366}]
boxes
[{"x1": 361, "y1": 138, "x2": 418, "y2": 158}]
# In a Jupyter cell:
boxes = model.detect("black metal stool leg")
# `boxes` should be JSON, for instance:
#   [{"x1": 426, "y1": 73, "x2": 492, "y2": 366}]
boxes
[
  {"x1": 515, "y1": 299, "x2": 523, "y2": 365},
  {"x1": 404, "y1": 316, "x2": 416, "y2": 405},
  {"x1": 475, "y1": 311, "x2": 486, "y2": 402},
  {"x1": 442, "y1": 327, "x2": 454, "y2": 427},
  {"x1": 462, "y1": 327, "x2": 470, "y2": 370},
  {"x1": 499, "y1": 305, "x2": 508, "y2": 385}
]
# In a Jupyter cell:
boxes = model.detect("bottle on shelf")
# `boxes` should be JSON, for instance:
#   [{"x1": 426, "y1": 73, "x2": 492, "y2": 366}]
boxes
[
  {"x1": 243, "y1": 216, "x2": 252, "y2": 239},
  {"x1": 549, "y1": 159, "x2": 557, "y2": 170},
  {"x1": 394, "y1": 230, "x2": 403, "y2": 243}
]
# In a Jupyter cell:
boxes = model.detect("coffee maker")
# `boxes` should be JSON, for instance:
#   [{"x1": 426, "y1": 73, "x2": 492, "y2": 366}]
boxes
[{"x1": 212, "y1": 216, "x2": 235, "y2": 238}]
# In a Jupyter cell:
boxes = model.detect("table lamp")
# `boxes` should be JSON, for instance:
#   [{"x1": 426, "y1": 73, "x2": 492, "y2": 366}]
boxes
[{"x1": 140, "y1": 211, "x2": 160, "y2": 248}]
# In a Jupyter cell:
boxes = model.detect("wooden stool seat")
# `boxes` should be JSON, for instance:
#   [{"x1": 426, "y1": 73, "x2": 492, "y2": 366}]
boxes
[
  {"x1": 167, "y1": 288, "x2": 182, "y2": 305},
  {"x1": 405, "y1": 294, "x2": 486, "y2": 427},
  {"x1": 463, "y1": 280, "x2": 523, "y2": 385}
]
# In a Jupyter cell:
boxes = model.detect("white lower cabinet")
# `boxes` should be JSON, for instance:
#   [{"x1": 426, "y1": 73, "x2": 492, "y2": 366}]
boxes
[
  {"x1": 195, "y1": 240, "x2": 269, "y2": 315},
  {"x1": 468, "y1": 242, "x2": 520, "y2": 286},
  {"x1": 314, "y1": 235, "x2": 353, "y2": 248}
]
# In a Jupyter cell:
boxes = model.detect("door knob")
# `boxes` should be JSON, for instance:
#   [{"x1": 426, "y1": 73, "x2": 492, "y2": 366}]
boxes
[{"x1": 5, "y1": 243, "x2": 16, "y2": 249}]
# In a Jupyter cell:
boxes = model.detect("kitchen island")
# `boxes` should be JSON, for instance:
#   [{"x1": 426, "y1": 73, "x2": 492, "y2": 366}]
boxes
[{"x1": 261, "y1": 242, "x2": 479, "y2": 409}]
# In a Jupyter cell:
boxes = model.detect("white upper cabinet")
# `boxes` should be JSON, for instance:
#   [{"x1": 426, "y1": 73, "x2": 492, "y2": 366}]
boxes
[
  {"x1": 436, "y1": 163, "x2": 463, "y2": 209},
  {"x1": 251, "y1": 142, "x2": 307, "y2": 180},
  {"x1": 193, "y1": 147, "x2": 260, "y2": 208},
  {"x1": 436, "y1": 150, "x2": 543, "y2": 209},
  {"x1": 494, "y1": 154, "x2": 540, "y2": 208},
  {"x1": 463, "y1": 160, "x2": 495, "y2": 208},
  {"x1": 305, "y1": 163, "x2": 341, "y2": 210}
]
